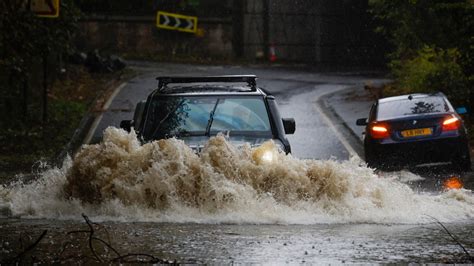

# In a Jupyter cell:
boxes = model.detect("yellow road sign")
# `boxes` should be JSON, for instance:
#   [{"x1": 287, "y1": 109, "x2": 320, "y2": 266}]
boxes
[
  {"x1": 156, "y1": 11, "x2": 198, "y2": 33},
  {"x1": 30, "y1": 0, "x2": 60, "y2": 18}
]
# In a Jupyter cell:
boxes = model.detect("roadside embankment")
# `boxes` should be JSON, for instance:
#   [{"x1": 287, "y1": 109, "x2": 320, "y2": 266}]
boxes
[{"x1": 0, "y1": 66, "x2": 136, "y2": 181}]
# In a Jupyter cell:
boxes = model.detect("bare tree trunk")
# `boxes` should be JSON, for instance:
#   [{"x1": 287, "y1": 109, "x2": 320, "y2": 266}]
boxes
[
  {"x1": 22, "y1": 77, "x2": 28, "y2": 118},
  {"x1": 469, "y1": 87, "x2": 473, "y2": 119},
  {"x1": 42, "y1": 53, "x2": 48, "y2": 124},
  {"x1": 232, "y1": 0, "x2": 245, "y2": 58},
  {"x1": 6, "y1": 70, "x2": 14, "y2": 120},
  {"x1": 262, "y1": 0, "x2": 269, "y2": 60}
]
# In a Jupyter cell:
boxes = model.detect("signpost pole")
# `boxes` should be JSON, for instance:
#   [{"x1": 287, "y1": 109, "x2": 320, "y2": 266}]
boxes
[{"x1": 262, "y1": 0, "x2": 270, "y2": 60}]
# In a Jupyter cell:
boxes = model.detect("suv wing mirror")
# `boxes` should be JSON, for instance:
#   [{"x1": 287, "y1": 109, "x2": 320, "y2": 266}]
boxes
[
  {"x1": 356, "y1": 118, "x2": 368, "y2": 126},
  {"x1": 282, "y1": 118, "x2": 295, "y2": 134}
]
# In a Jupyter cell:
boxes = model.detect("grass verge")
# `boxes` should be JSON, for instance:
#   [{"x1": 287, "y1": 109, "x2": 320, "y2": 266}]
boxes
[{"x1": 0, "y1": 65, "x2": 135, "y2": 179}]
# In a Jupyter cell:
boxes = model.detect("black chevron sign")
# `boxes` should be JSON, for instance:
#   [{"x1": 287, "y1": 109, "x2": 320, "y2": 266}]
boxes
[{"x1": 156, "y1": 11, "x2": 198, "y2": 33}]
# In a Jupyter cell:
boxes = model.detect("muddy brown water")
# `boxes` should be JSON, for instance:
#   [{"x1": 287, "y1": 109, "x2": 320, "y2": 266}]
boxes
[{"x1": 1, "y1": 128, "x2": 473, "y2": 263}]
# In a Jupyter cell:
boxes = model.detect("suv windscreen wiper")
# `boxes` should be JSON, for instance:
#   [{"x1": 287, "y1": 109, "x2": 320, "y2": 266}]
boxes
[{"x1": 205, "y1": 98, "x2": 220, "y2": 137}]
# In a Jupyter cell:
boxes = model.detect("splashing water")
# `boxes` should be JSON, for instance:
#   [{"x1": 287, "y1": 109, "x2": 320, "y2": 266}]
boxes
[{"x1": 0, "y1": 127, "x2": 473, "y2": 224}]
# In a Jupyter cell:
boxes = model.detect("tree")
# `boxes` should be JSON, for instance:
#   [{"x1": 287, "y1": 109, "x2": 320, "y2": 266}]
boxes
[
  {"x1": 0, "y1": 0, "x2": 80, "y2": 124},
  {"x1": 370, "y1": 0, "x2": 473, "y2": 109}
]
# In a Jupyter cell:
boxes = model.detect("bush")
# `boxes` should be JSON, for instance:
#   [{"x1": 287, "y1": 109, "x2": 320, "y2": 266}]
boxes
[{"x1": 389, "y1": 46, "x2": 469, "y2": 107}]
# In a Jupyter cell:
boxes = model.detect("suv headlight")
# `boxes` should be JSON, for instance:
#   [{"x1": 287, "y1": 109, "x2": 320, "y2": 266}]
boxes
[
  {"x1": 260, "y1": 149, "x2": 274, "y2": 163},
  {"x1": 252, "y1": 141, "x2": 279, "y2": 165}
]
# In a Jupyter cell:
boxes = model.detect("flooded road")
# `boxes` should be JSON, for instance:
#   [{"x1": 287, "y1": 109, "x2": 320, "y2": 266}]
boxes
[
  {"x1": 1, "y1": 128, "x2": 473, "y2": 263},
  {"x1": 1, "y1": 64, "x2": 473, "y2": 263},
  {"x1": 1, "y1": 219, "x2": 473, "y2": 263}
]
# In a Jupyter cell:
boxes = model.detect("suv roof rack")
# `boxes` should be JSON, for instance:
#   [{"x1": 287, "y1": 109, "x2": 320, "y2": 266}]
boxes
[{"x1": 156, "y1": 75, "x2": 257, "y2": 92}]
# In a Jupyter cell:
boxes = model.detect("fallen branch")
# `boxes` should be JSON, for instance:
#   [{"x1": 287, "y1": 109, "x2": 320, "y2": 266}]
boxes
[
  {"x1": 82, "y1": 214, "x2": 103, "y2": 262},
  {"x1": 111, "y1": 253, "x2": 165, "y2": 263},
  {"x1": 2, "y1": 214, "x2": 177, "y2": 264},
  {"x1": 426, "y1": 215, "x2": 473, "y2": 261},
  {"x1": 59, "y1": 214, "x2": 174, "y2": 264},
  {"x1": 3, "y1": 230, "x2": 48, "y2": 264}
]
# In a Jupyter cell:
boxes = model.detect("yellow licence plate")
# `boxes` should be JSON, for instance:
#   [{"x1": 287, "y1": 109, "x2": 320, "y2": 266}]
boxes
[{"x1": 401, "y1": 128, "x2": 432, "y2": 138}]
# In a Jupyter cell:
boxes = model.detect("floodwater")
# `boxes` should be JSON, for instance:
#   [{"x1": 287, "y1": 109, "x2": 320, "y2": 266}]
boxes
[
  {"x1": 1, "y1": 220, "x2": 472, "y2": 263},
  {"x1": 1, "y1": 128, "x2": 473, "y2": 263}
]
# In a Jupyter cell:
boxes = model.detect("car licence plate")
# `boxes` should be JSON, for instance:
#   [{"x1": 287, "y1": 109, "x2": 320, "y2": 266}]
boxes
[{"x1": 401, "y1": 128, "x2": 432, "y2": 138}]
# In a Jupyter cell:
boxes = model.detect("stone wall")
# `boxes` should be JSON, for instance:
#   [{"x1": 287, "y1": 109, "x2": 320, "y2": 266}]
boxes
[
  {"x1": 75, "y1": 1, "x2": 385, "y2": 65},
  {"x1": 76, "y1": 16, "x2": 234, "y2": 59}
]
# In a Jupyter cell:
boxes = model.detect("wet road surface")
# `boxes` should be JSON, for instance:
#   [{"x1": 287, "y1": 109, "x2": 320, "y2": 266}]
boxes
[
  {"x1": 1, "y1": 219, "x2": 472, "y2": 264},
  {"x1": 1, "y1": 62, "x2": 473, "y2": 264},
  {"x1": 88, "y1": 62, "x2": 376, "y2": 160}
]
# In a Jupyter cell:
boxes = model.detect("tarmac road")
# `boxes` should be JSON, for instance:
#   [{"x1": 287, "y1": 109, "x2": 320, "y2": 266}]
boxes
[
  {"x1": 1, "y1": 62, "x2": 473, "y2": 264},
  {"x1": 86, "y1": 61, "x2": 474, "y2": 191},
  {"x1": 86, "y1": 61, "x2": 382, "y2": 160}
]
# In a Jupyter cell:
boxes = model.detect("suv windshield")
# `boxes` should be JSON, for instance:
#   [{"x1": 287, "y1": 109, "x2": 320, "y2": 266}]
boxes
[
  {"x1": 141, "y1": 96, "x2": 272, "y2": 140},
  {"x1": 377, "y1": 96, "x2": 450, "y2": 120}
]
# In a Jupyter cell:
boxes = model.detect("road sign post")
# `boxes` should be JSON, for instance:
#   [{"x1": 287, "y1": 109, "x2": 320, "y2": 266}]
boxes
[
  {"x1": 30, "y1": 0, "x2": 60, "y2": 18},
  {"x1": 156, "y1": 11, "x2": 198, "y2": 34}
]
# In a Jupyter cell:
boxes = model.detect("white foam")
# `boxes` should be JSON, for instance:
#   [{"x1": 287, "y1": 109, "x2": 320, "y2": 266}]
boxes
[
  {"x1": 381, "y1": 170, "x2": 425, "y2": 183},
  {"x1": 0, "y1": 127, "x2": 472, "y2": 224}
]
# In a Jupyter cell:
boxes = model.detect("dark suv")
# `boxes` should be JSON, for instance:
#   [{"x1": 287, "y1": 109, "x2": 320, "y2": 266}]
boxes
[{"x1": 120, "y1": 75, "x2": 295, "y2": 153}]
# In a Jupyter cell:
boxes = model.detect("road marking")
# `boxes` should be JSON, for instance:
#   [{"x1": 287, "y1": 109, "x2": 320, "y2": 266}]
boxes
[
  {"x1": 314, "y1": 86, "x2": 360, "y2": 159},
  {"x1": 83, "y1": 82, "x2": 127, "y2": 144}
]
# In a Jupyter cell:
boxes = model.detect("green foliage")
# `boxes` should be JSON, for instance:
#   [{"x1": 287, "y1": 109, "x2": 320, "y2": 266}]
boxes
[
  {"x1": 390, "y1": 47, "x2": 469, "y2": 106},
  {"x1": 370, "y1": 0, "x2": 473, "y2": 111},
  {"x1": 0, "y1": 0, "x2": 82, "y2": 121},
  {"x1": 369, "y1": 0, "x2": 473, "y2": 60},
  {"x1": 0, "y1": 99, "x2": 86, "y2": 174},
  {"x1": 0, "y1": 0, "x2": 81, "y2": 74},
  {"x1": 47, "y1": 100, "x2": 87, "y2": 149},
  {"x1": 0, "y1": 2, "x2": 83, "y2": 176}
]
